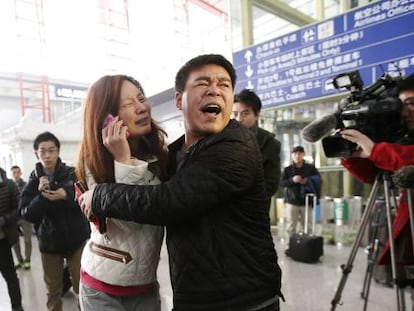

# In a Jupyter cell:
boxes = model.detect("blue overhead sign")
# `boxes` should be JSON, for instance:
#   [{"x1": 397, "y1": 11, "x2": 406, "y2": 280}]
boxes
[{"x1": 233, "y1": 0, "x2": 414, "y2": 108}]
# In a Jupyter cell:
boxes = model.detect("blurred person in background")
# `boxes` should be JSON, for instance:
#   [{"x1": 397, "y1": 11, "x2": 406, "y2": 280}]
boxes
[
  {"x1": 233, "y1": 89, "x2": 281, "y2": 207},
  {"x1": 10, "y1": 165, "x2": 32, "y2": 270},
  {"x1": 282, "y1": 145, "x2": 321, "y2": 251},
  {"x1": 0, "y1": 166, "x2": 24, "y2": 311},
  {"x1": 76, "y1": 75, "x2": 168, "y2": 311},
  {"x1": 19, "y1": 131, "x2": 90, "y2": 311}
]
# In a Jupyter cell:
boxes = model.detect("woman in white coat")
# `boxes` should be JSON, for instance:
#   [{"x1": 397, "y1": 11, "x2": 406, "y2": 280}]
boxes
[{"x1": 75, "y1": 75, "x2": 168, "y2": 311}]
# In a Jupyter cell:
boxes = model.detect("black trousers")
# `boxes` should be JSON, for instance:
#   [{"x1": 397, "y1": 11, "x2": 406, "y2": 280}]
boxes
[{"x1": 0, "y1": 238, "x2": 22, "y2": 309}]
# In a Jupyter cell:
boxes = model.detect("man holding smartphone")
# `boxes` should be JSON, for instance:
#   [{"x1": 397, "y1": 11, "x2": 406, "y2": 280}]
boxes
[{"x1": 19, "y1": 131, "x2": 90, "y2": 311}]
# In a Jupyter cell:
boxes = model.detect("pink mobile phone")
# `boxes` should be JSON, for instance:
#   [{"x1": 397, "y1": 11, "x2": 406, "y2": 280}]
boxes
[
  {"x1": 103, "y1": 114, "x2": 115, "y2": 128},
  {"x1": 74, "y1": 180, "x2": 88, "y2": 198},
  {"x1": 103, "y1": 114, "x2": 130, "y2": 137}
]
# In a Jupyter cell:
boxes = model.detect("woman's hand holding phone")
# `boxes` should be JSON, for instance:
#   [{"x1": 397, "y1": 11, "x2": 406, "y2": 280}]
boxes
[
  {"x1": 102, "y1": 114, "x2": 131, "y2": 164},
  {"x1": 103, "y1": 114, "x2": 130, "y2": 137}
]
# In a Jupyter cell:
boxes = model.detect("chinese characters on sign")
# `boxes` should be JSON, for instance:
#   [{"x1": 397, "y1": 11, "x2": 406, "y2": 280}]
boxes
[{"x1": 233, "y1": 0, "x2": 414, "y2": 108}]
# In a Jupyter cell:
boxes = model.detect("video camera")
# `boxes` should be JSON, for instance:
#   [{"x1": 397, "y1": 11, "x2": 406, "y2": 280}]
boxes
[{"x1": 321, "y1": 70, "x2": 406, "y2": 157}]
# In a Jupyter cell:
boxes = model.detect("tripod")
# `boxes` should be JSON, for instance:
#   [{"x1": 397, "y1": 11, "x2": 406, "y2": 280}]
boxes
[
  {"x1": 330, "y1": 171, "x2": 407, "y2": 310},
  {"x1": 360, "y1": 197, "x2": 394, "y2": 310}
]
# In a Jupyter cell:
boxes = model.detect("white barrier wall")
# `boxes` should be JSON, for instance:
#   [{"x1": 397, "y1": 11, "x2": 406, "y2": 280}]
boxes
[{"x1": 0, "y1": 116, "x2": 81, "y2": 180}]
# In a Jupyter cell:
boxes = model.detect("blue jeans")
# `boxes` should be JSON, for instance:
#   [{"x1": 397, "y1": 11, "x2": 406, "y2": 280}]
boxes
[
  {"x1": 0, "y1": 238, "x2": 22, "y2": 309},
  {"x1": 79, "y1": 282, "x2": 161, "y2": 311}
]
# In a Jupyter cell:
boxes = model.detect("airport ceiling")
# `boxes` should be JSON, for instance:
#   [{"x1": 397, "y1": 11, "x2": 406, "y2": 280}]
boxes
[{"x1": 0, "y1": 0, "x2": 353, "y2": 132}]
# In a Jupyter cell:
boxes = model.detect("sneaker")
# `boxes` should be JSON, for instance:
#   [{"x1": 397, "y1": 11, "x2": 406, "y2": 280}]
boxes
[
  {"x1": 14, "y1": 261, "x2": 23, "y2": 269},
  {"x1": 22, "y1": 260, "x2": 31, "y2": 270}
]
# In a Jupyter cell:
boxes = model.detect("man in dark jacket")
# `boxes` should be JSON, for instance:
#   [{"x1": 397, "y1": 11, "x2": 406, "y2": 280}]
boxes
[
  {"x1": 10, "y1": 165, "x2": 32, "y2": 270},
  {"x1": 281, "y1": 146, "x2": 321, "y2": 239},
  {"x1": 20, "y1": 131, "x2": 90, "y2": 311},
  {"x1": 0, "y1": 167, "x2": 24, "y2": 311},
  {"x1": 233, "y1": 89, "x2": 281, "y2": 204},
  {"x1": 79, "y1": 54, "x2": 283, "y2": 311}
]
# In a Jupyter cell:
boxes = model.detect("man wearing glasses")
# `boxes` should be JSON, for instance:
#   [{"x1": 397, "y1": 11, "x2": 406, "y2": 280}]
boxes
[{"x1": 19, "y1": 131, "x2": 90, "y2": 311}]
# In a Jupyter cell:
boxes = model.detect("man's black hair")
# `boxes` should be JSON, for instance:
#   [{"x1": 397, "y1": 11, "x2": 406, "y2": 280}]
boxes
[
  {"x1": 398, "y1": 72, "x2": 414, "y2": 93},
  {"x1": 234, "y1": 89, "x2": 262, "y2": 114},
  {"x1": 174, "y1": 54, "x2": 236, "y2": 93},
  {"x1": 33, "y1": 131, "x2": 60, "y2": 150}
]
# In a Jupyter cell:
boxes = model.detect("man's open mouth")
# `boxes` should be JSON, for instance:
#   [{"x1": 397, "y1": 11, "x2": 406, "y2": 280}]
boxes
[{"x1": 202, "y1": 105, "x2": 221, "y2": 115}]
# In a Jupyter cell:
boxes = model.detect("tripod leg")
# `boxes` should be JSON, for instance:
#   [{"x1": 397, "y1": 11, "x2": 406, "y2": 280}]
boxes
[
  {"x1": 406, "y1": 189, "x2": 414, "y2": 259},
  {"x1": 407, "y1": 189, "x2": 414, "y2": 310},
  {"x1": 330, "y1": 178, "x2": 381, "y2": 311},
  {"x1": 361, "y1": 231, "x2": 383, "y2": 311},
  {"x1": 361, "y1": 198, "x2": 388, "y2": 296},
  {"x1": 362, "y1": 261, "x2": 375, "y2": 311},
  {"x1": 361, "y1": 248, "x2": 374, "y2": 300},
  {"x1": 361, "y1": 240, "x2": 377, "y2": 311},
  {"x1": 383, "y1": 177, "x2": 406, "y2": 311}
]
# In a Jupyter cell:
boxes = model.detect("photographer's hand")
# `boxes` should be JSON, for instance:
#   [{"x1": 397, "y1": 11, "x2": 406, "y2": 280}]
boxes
[{"x1": 341, "y1": 129, "x2": 374, "y2": 158}]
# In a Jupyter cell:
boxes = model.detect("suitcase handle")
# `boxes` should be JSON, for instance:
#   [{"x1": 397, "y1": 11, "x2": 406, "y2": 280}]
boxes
[{"x1": 304, "y1": 193, "x2": 317, "y2": 234}]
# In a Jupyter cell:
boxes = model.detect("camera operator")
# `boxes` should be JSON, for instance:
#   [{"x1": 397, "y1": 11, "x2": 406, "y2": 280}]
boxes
[{"x1": 340, "y1": 73, "x2": 414, "y2": 302}]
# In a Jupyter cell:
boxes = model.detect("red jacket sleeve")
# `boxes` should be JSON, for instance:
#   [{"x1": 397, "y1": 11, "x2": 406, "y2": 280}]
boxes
[
  {"x1": 341, "y1": 157, "x2": 378, "y2": 184},
  {"x1": 369, "y1": 142, "x2": 414, "y2": 171},
  {"x1": 341, "y1": 142, "x2": 414, "y2": 184}
]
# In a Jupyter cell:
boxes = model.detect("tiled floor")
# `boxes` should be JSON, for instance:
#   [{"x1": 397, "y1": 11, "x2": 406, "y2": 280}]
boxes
[{"x1": 1, "y1": 230, "x2": 412, "y2": 311}]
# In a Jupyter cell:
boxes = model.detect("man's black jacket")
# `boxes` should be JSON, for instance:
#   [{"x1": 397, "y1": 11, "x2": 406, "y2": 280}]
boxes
[
  {"x1": 253, "y1": 124, "x2": 281, "y2": 199},
  {"x1": 281, "y1": 162, "x2": 321, "y2": 206},
  {"x1": 92, "y1": 119, "x2": 283, "y2": 311},
  {"x1": 20, "y1": 159, "x2": 90, "y2": 254},
  {"x1": 0, "y1": 168, "x2": 20, "y2": 246}
]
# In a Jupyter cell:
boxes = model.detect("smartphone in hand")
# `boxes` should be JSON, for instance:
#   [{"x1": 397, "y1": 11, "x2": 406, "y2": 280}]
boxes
[
  {"x1": 103, "y1": 114, "x2": 130, "y2": 137},
  {"x1": 74, "y1": 180, "x2": 107, "y2": 234},
  {"x1": 74, "y1": 180, "x2": 92, "y2": 219},
  {"x1": 103, "y1": 114, "x2": 115, "y2": 128},
  {"x1": 74, "y1": 180, "x2": 88, "y2": 198}
]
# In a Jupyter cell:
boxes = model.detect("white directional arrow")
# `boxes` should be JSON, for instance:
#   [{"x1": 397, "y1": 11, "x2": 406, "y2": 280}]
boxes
[
  {"x1": 244, "y1": 50, "x2": 253, "y2": 63},
  {"x1": 246, "y1": 81, "x2": 254, "y2": 89},
  {"x1": 245, "y1": 65, "x2": 253, "y2": 78}
]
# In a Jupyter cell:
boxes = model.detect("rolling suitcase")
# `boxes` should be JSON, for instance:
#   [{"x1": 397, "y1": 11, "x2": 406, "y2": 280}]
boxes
[{"x1": 288, "y1": 193, "x2": 324, "y2": 263}]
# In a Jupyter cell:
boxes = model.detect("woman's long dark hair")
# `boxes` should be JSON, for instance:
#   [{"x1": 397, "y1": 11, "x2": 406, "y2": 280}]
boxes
[{"x1": 76, "y1": 75, "x2": 168, "y2": 184}]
